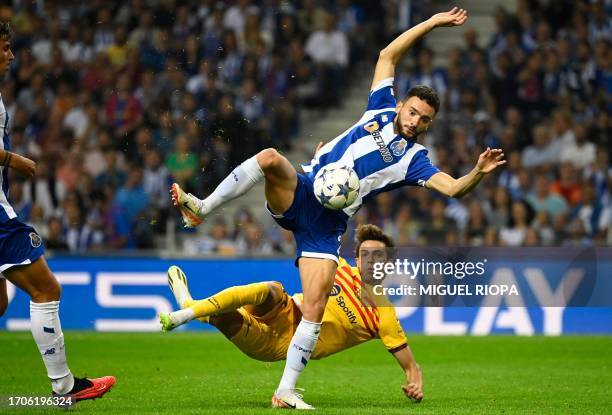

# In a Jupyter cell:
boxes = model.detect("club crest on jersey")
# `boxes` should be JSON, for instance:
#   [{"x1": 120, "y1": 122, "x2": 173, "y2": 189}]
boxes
[
  {"x1": 329, "y1": 284, "x2": 342, "y2": 297},
  {"x1": 364, "y1": 121, "x2": 379, "y2": 133},
  {"x1": 390, "y1": 139, "x2": 408, "y2": 157},
  {"x1": 29, "y1": 232, "x2": 42, "y2": 248}
]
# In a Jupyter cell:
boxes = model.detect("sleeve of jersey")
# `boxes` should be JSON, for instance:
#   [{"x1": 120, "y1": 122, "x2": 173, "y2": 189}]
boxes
[
  {"x1": 367, "y1": 77, "x2": 397, "y2": 111},
  {"x1": 404, "y1": 149, "x2": 440, "y2": 187},
  {"x1": 378, "y1": 307, "x2": 408, "y2": 353}
]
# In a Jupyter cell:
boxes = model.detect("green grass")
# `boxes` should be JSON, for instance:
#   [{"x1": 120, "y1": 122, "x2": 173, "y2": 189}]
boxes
[{"x1": 0, "y1": 332, "x2": 610, "y2": 414}]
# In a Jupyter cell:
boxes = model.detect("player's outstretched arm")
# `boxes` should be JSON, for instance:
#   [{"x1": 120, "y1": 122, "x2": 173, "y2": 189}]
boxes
[
  {"x1": 426, "y1": 148, "x2": 506, "y2": 198},
  {"x1": 392, "y1": 345, "x2": 423, "y2": 403},
  {"x1": 0, "y1": 149, "x2": 36, "y2": 178},
  {"x1": 370, "y1": 7, "x2": 467, "y2": 90}
]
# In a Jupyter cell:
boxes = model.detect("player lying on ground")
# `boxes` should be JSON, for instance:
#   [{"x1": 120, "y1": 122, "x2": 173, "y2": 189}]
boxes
[
  {"x1": 159, "y1": 225, "x2": 423, "y2": 404},
  {"x1": 0, "y1": 22, "x2": 115, "y2": 401},
  {"x1": 171, "y1": 6, "x2": 503, "y2": 409}
]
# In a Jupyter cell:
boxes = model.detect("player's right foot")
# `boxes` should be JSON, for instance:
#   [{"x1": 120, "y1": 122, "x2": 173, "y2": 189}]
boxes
[
  {"x1": 167, "y1": 265, "x2": 193, "y2": 309},
  {"x1": 53, "y1": 376, "x2": 116, "y2": 402},
  {"x1": 170, "y1": 183, "x2": 204, "y2": 228},
  {"x1": 272, "y1": 389, "x2": 315, "y2": 410}
]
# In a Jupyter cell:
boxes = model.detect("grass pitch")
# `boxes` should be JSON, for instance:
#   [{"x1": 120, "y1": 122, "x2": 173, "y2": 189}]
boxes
[{"x1": 0, "y1": 332, "x2": 610, "y2": 414}]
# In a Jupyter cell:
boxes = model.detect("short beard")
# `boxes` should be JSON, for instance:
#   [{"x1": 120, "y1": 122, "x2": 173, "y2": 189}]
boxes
[{"x1": 394, "y1": 114, "x2": 419, "y2": 141}]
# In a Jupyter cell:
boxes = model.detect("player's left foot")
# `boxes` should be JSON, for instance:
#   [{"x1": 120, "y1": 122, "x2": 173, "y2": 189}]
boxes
[
  {"x1": 170, "y1": 183, "x2": 204, "y2": 228},
  {"x1": 272, "y1": 389, "x2": 315, "y2": 410},
  {"x1": 53, "y1": 376, "x2": 116, "y2": 402},
  {"x1": 159, "y1": 312, "x2": 181, "y2": 332}
]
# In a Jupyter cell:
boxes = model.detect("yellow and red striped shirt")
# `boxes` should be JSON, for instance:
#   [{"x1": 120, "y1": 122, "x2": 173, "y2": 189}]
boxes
[{"x1": 294, "y1": 257, "x2": 408, "y2": 359}]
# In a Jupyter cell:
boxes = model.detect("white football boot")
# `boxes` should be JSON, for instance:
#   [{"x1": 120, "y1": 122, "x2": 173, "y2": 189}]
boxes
[
  {"x1": 272, "y1": 389, "x2": 315, "y2": 410},
  {"x1": 170, "y1": 183, "x2": 204, "y2": 228}
]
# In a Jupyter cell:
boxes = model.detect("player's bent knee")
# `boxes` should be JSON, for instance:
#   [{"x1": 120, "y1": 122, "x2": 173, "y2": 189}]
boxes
[
  {"x1": 256, "y1": 148, "x2": 284, "y2": 173},
  {"x1": 264, "y1": 281, "x2": 284, "y2": 303}
]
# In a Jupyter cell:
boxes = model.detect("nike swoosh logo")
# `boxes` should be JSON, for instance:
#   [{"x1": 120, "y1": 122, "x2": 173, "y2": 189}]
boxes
[
  {"x1": 283, "y1": 400, "x2": 296, "y2": 409},
  {"x1": 182, "y1": 201, "x2": 197, "y2": 214}
]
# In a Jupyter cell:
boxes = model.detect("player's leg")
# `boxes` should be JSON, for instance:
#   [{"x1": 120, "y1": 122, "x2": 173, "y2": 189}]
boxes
[
  {"x1": 4, "y1": 256, "x2": 115, "y2": 399},
  {"x1": 274, "y1": 257, "x2": 337, "y2": 407},
  {"x1": 0, "y1": 278, "x2": 8, "y2": 317},
  {"x1": 209, "y1": 311, "x2": 245, "y2": 339},
  {"x1": 242, "y1": 281, "x2": 285, "y2": 317},
  {"x1": 172, "y1": 148, "x2": 297, "y2": 227},
  {"x1": 161, "y1": 265, "x2": 280, "y2": 331}
]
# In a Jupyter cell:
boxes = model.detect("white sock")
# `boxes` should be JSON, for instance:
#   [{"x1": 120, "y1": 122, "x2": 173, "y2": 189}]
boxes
[
  {"x1": 30, "y1": 301, "x2": 75, "y2": 394},
  {"x1": 170, "y1": 308, "x2": 195, "y2": 326},
  {"x1": 277, "y1": 318, "x2": 321, "y2": 392},
  {"x1": 199, "y1": 155, "x2": 264, "y2": 216}
]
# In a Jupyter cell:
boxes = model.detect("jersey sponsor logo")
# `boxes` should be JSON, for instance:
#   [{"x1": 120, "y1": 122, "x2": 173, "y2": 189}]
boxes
[
  {"x1": 29, "y1": 232, "x2": 42, "y2": 248},
  {"x1": 390, "y1": 139, "x2": 408, "y2": 157},
  {"x1": 335, "y1": 295, "x2": 357, "y2": 324},
  {"x1": 363, "y1": 120, "x2": 379, "y2": 133},
  {"x1": 365, "y1": 122, "x2": 393, "y2": 163},
  {"x1": 329, "y1": 284, "x2": 341, "y2": 297}
]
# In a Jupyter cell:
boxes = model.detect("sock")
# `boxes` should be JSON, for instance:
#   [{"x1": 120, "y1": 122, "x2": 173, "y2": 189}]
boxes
[
  {"x1": 199, "y1": 155, "x2": 264, "y2": 216},
  {"x1": 182, "y1": 299, "x2": 209, "y2": 323},
  {"x1": 277, "y1": 318, "x2": 321, "y2": 392},
  {"x1": 168, "y1": 307, "x2": 196, "y2": 326},
  {"x1": 189, "y1": 283, "x2": 270, "y2": 319},
  {"x1": 30, "y1": 301, "x2": 75, "y2": 394}
]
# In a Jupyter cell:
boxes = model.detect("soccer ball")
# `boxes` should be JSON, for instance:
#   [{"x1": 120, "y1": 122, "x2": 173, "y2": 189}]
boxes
[{"x1": 313, "y1": 165, "x2": 360, "y2": 210}]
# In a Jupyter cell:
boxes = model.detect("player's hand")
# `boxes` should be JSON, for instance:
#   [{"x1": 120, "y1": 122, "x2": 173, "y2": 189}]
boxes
[
  {"x1": 429, "y1": 7, "x2": 468, "y2": 28},
  {"x1": 476, "y1": 147, "x2": 506, "y2": 174},
  {"x1": 401, "y1": 382, "x2": 423, "y2": 403},
  {"x1": 9, "y1": 153, "x2": 36, "y2": 178}
]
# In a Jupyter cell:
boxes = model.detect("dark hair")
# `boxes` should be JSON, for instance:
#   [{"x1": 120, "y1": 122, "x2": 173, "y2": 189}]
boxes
[
  {"x1": 354, "y1": 224, "x2": 395, "y2": 258},
  {"x1": 0, "y1": 21, "x2": 12, "y2": 40},
  {"x1": 405, "y1": 85, "x2": 440, "y2": 114}
]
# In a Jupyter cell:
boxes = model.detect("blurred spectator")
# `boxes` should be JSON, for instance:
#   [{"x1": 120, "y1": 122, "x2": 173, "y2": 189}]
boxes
[
  {"x1": 485, "y1": 187, "x2": 512, "y2": 229},
  {"x1": 500, "y1": 200, "x2": 535, "y2": 247},
  {"x1": 165, "y1": 134, "x2": 198, "y2": 190},
  {"x1": 420, "y1": 199, "x2": 457, "y2": 245},
  {"x1": 559, "y1": 122, "x2": 596, "y2": 168},
  {"x1": 305, "y1": 11, "x2": 348, "y2": 107},
  {"x1": 44, "y1": 217, "x2": 69, "y2": 251},
  {"x1": 184, "y1": 218, "x2": 236, "y2": 255},
  {"x1": 143, "y1": 149, "x2": 171, "y2": 210},
  {"x1": 465, "y1": 200, "x2": 488, "y2": 246},
  {"x1": 8, "y1": 180, "x2": 31, "y2": 222},
  {"x1": 104, "y1": 73, "x2": 143, "y2": 144},
  {"x1": 527, "y1": 174, "x2": 568, "y2": 218},
  {"x1": 570, "y1": 181, "x2": 610, "y2": 242},
  {"x1": 551, "y1": 163, "x2": 583, "y2": 206},
  {"x1": 236, "y1": 222, "x2": 274, "y2": 255},
  {"x1": 521, "y1": 123, "x2": 560, "y2": 169}
]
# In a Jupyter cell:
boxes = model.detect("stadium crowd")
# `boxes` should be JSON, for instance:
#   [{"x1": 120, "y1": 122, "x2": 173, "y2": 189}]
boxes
[{"x1": 2, "y1": 0, "x2": 610, "y2": 255}]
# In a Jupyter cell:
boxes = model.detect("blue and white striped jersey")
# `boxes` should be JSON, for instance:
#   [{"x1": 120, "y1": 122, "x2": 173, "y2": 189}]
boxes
[
  {"x1": 301, "y1": 77, "x2": 440, "y2": 217},
  {"x1": 0, "y1": 95, "x2": 16, "y2": 223}
]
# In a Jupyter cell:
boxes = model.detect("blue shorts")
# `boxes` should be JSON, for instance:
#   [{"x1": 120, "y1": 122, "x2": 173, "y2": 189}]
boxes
[
  {"x1": 267, "y1": 173, "x2": 348, "y2": 264},
  {"x1": 0, "y1": 219, "x2": 45, "y2": 278}
]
